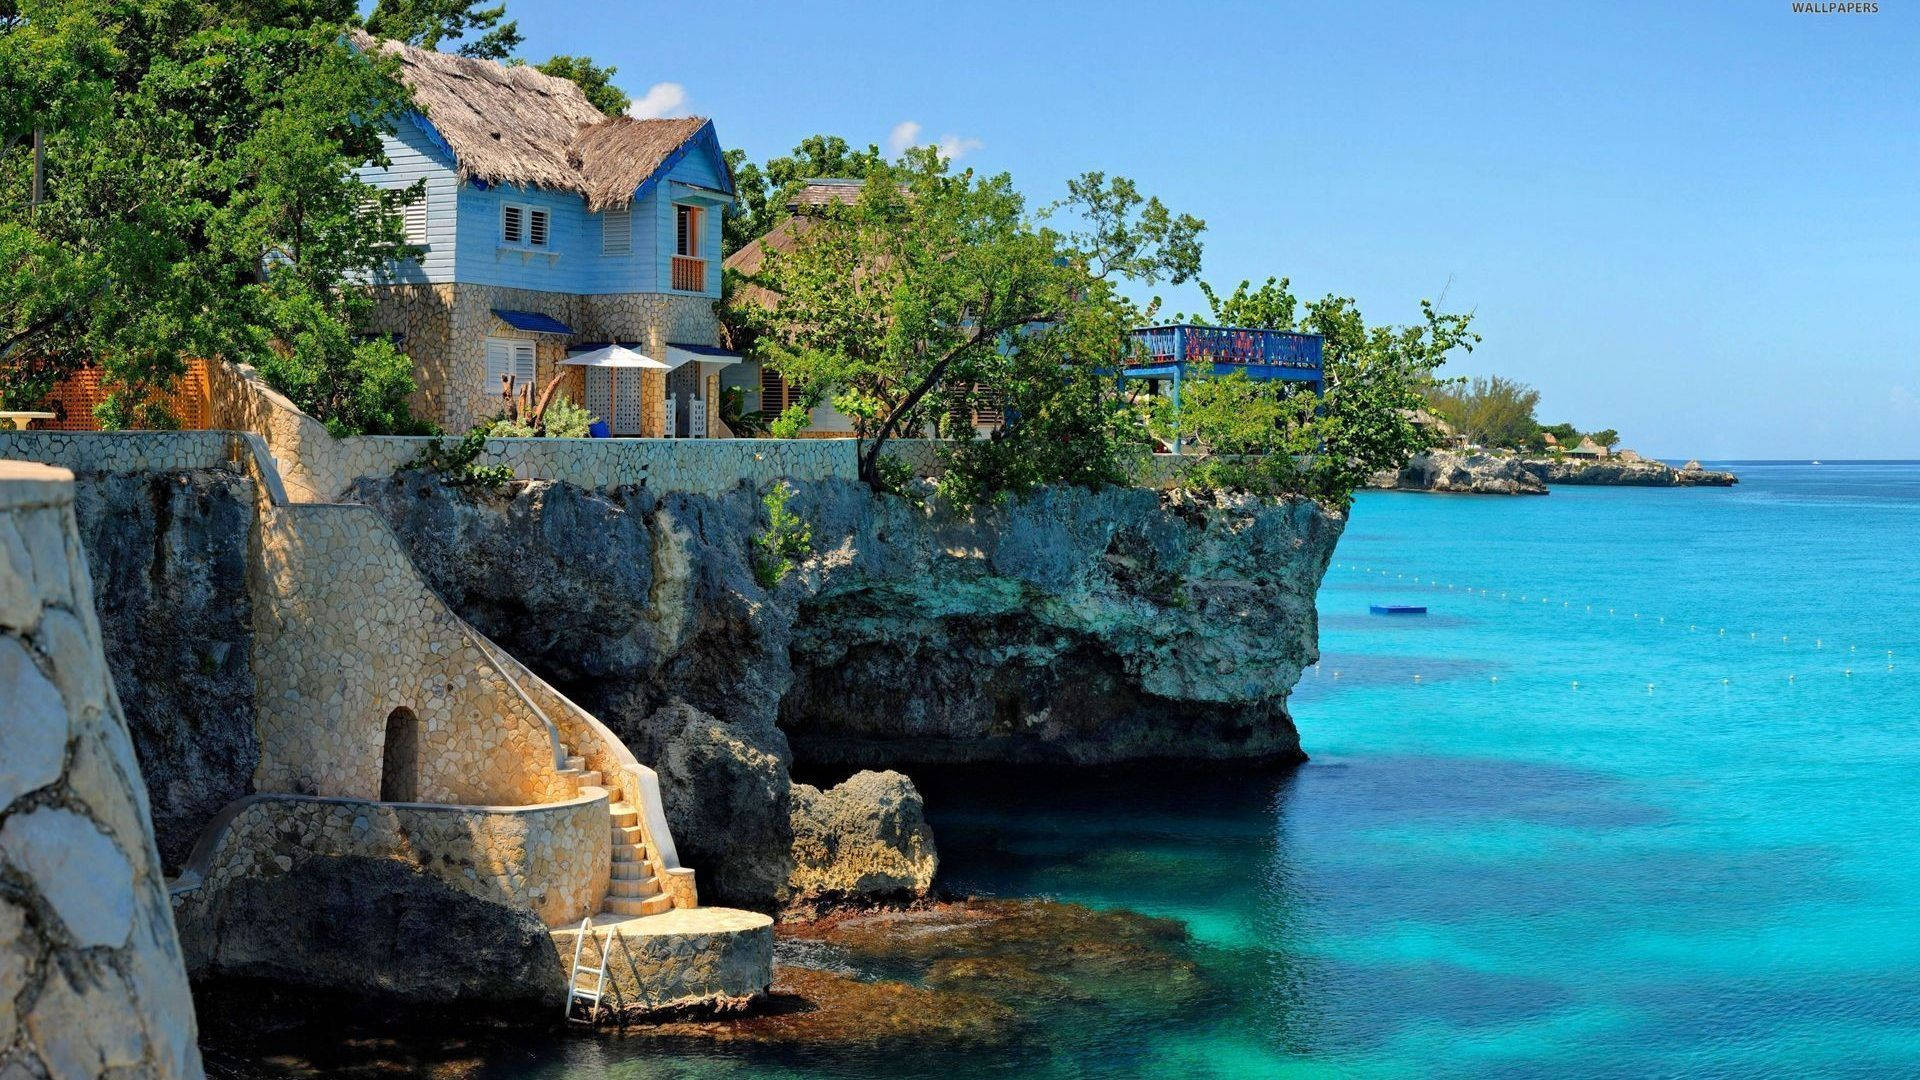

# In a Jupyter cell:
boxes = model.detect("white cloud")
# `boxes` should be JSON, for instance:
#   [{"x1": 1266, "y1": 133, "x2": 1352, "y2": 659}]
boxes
[
  {"x1": 626, "y1": 82, "x2": 689, "y2": 119},
  {"x1": 887, "y1": 120, "x2": 984, "y2": 162},
  {"x1": 936, "y1": 133, "x2": 985, "y2": 161},
  {"x1": 887, "y1": 121, "x2": 922, "y2": 156}
]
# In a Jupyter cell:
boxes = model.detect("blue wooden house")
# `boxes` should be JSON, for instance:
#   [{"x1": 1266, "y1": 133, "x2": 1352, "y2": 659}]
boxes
[{"x1": 352, "y1": 34, "x2": 738, "y2": 436}]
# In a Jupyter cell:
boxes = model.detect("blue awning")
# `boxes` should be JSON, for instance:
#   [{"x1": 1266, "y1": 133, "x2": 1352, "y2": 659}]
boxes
[{"x1": 492, "y1": 309, "x2": 574, "y2": 334}]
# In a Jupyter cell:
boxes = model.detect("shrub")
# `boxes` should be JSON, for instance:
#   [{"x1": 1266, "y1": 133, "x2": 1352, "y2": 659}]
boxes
[
  {"x1": 542, "y1": 394, "x2": 594, "y2": 438},
  {"x1": 406, "y1": 429, "x2": 515, "y2": 492},
  {"x1": 751, "y1": 481, "x2": 814, "y2": 588}
]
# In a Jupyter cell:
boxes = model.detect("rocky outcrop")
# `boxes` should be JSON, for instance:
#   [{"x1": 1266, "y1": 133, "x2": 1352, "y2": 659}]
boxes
[
  {"x1": 1370, "y1": 451, "x2": 1548, "y2": 495},
  {"x1": 788, "y1": 771, "x2": 937, "y2": 910},
  {"x1": 782, "y1": 483, "x2": 1342, "y2": 767},
  {"x1": 68, "y1": 469, "x2": 257, "y2": 872},
  {"x1": 353, "y1": 472, "x2": 1342, "y2": 908},
  {"x1": 177, "y1": 854, "x2": 566, "y2": 1008},
  {"x1": 1520, "y1": 458, "x2": 1738, "y2": 486}
]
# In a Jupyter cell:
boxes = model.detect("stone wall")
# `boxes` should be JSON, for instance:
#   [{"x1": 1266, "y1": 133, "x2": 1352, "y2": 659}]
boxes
[
  {"x1": 249, "y1": 501, "x2": 573, "y2": 806},
  {"x1": 208, "y1": 358, "x2": 859, "y2": 502},
  {"x1": 171, "y1": 790, "x2": 610, "y2": 929},
  {"x1": 0, "y1": 431, "x2": 235, "y2": 475},
  {"x1": 360, "y1": 284, "x2": 720, "y2": 435},
  {"x1": 0, "y1": 461, "x2": 203, "y2": 1079}
]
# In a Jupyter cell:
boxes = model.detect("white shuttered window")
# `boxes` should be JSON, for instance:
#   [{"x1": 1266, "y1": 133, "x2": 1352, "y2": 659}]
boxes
[
  {"x1": 602, "y1": 207, "x2": 631, "y2": 255},
  {"x1": 483, "y1": 337, "x2": 536, "y2": 396}
]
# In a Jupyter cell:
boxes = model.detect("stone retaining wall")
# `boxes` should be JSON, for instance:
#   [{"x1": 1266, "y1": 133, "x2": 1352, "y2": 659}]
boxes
[
  {"x1": 0, "y1": 461, "x2": 203, "y2": 1078},
  {"x1": 250, "y1": 501, "x2": 572, "y2": 806},
  {"x1": 0, "y1": 431, "x2": 236, "y2": 475},
  {"x1": 208, "y1": 359, "x2": 858, "y2": 501},
  {"x1": 171, "y1": 790, "x2": 611, "y2": 928}
]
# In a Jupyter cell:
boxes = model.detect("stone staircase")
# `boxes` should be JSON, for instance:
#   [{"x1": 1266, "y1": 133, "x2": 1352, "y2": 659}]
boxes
[{"x1": 557, "y1": 745, "x2": 672, "y2": 918}]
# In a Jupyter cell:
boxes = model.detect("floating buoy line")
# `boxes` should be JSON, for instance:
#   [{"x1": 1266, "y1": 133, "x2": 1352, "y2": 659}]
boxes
[{"x1": 1316, "y1": 559, "x2": 1902, "y2": 692}]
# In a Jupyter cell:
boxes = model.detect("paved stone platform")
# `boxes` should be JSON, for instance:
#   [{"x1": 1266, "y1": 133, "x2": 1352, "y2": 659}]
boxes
[{"x1": 551, "y1": 906, "x2": 773, "y2": 1017}]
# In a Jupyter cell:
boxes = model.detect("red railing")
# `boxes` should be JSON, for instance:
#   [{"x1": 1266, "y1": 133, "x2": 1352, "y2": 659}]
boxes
[{"x1": 671, "y1": 255, "x2": 706, "y2": 292}]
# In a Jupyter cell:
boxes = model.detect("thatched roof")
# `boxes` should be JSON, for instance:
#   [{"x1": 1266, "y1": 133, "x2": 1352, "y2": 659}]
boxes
[
  {"x1": 724, "y1": 215, "x2": 818, "y2": 311},
  {"x1": 571, "y1": 116, "x2": 711, "y2": 210},
  {"x1": 725, "y1": 180, "x2": 873, "y2": 310},
  {"x1": 354, "y1": 33, "x2": 714, "y2": 210},
  {"x1": 787, "y1": 178, "x2": 865, "y2": 210}
]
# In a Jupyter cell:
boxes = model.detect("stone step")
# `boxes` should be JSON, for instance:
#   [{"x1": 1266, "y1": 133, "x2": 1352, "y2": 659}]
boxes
[
  {"x1": 608, "y1": 875, "x2": 662, "y2": 899},
  {"x1": 565, "y1": 754, "x2": 586, "y2": 771},
  {"x1": 612, "y1": 842, "x2": 645, "y2": 864},
  {"x1": 609, "y1": 860, "x2": 647, "y2": 881},
  {"x1": 609, "y1": 804, "x2": 638, "y2": 828},
  {"x1": 603, "y1": 894, "x2": 672, "y2": 917},
  {"x1": 577, "y1": 770, "x2": 602, "y2": 788},
  {"x1": 611, "y1": 824, "x2": 644, "y2": 846}
]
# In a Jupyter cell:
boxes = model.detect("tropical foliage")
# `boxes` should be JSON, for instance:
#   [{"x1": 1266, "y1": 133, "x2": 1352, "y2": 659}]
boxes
[{"x1": 734, "y1": 148, "x2": 1203, "y2": 497}]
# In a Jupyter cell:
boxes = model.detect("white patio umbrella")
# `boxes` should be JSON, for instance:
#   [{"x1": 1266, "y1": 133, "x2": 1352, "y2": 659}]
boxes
[
  {"x1": 562, "y1": 345, "x2": 665, "y2": 436},
  {"x1": 561, "y1": 344, "x2": 668, "y2": 370}
]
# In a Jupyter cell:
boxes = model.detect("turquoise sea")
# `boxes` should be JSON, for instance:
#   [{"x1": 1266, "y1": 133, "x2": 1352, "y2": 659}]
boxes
[
  {"x1": 226, "y1": 462, "x2": 1920, "y2": 1078},
  {"x1": 927, "y1": 461, "x2": 1920, "y2": 1078}
]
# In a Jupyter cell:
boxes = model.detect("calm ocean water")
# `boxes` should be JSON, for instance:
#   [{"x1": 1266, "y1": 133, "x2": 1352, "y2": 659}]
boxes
[
  {"x1": 271, "y1": 462, "x2": 1919, "y2": 1079},
  {"x1": 928, "y1": 461, "x2": 1920, "y2": 1079}
]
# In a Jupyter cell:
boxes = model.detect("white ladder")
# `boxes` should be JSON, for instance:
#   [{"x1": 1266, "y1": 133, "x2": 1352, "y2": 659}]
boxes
[{"x1": 564, "y1": 917, "x2": 615, "y2": 1025}]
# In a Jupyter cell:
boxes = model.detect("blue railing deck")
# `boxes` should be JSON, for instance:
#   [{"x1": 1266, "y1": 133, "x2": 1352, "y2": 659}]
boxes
[{"x1": 1126, "y1": 324, "x2": 1324, "y2": 375}]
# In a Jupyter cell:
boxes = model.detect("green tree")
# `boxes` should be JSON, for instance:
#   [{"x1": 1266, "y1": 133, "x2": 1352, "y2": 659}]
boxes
[
  {"x1": 737, "y1": 150, "x2": 1202, "y2": 495},
  {"x1": 1424, "y1": 375, "x2": 1539, "y2": 449},
  {"x1": 1170, "y1": 277, "x2": 1478, "y2": 501},
  {"x1": 534, "y1": 54, "x2": 626, "y2": 115},
  {"x1": 1586, "y1": 427, "x2": 1620, "y2": 449},
  {"x1": 2, "y1": 0, "x2": 427, "y2": 433},
  {"x1": 362, "y1": 0, "x2": 520, "y2": 58},
  {"x1": 722, "y1": 134, "x2": 886, "y2": 256}
]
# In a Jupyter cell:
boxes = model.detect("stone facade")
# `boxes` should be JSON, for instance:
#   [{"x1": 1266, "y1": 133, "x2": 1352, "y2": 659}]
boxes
[
  {"x1": 171, "y1": 790, "x2": 610, "y2": 928},
  {"x1": 550, "y1": 907, "x2": 772, "y2": 1015},
  {"x1": 205, "y1": 361, "x2": 858, "y2": 503},
  {"x1": 361, "y1": 283, "x2": 721, "y2": 435},
  {"x1": 250, "y1": 501, "x2": 573, "y2": 805},
  {"x1": 0, "y1": 461, "x2": 203, "y2": 1079}
]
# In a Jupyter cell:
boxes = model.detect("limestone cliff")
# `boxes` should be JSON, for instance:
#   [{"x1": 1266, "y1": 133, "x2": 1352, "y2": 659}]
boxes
[
  {"x1": 353, "y1": 473, "x2": 1344, "y2": 910},
  {"x1": 68, "y1": 470, "x2": 258, "y2": 872}
]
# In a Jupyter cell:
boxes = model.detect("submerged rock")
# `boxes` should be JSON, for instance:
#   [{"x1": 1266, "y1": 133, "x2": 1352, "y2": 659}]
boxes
[
  {"x1": 785, "y1": 898, "x2": 1206, "y2": 1009},
  {"x1": 787, "y1": 770, "x2": 937, "y2": 910},
  {"x1": 628, "y1": 964, "x2": 1019, "y2": 1050}
]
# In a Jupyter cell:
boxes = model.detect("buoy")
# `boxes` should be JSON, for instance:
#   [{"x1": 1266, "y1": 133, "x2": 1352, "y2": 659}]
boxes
[
  {"x1": 1719, "y1": 629, "x2": 1725, "y2": 636},
  {"x1": 1490, "y1": 675, "x2": 1498, "y2": 683},
  {"x1": 1571, "y1": 680, "x2": 1579, "y2": 689},
  {"x1": 1413, "y1": 674, "x2": 1422, "y2": 682},
  {"x1": 1788, "y1": 674, "x2": 1796, "y2": 682},
  {"x1": 1721, "y1": 678, "x2": 1729, "y2": 685},
  {"x1": 1646, "y1": 683, "x2": 1655, "y2": 692},
  {"x1": 1816, "y1": 639, "x2": 1823, "y2": 649},
  {"x1": 1845, "y1": 669, "x2": 1852, "y2": 677}
]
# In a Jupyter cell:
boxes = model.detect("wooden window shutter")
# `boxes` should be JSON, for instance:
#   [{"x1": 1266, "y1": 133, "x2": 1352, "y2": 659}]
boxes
[
  {"x1": 602, "y1": 207, "x2": 631, "y2": 255},
  {"x1": 502, "y1": 204, "x2": 523, "y2": 244},
  {"x1": 528, "y1": 208, "x2": 550, "y2": 247}
]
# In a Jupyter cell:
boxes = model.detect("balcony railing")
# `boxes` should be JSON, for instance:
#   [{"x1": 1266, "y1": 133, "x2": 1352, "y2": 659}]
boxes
[
  {"x1": 1127, "y1": 324, "x2": 1323, "y2": 376},
  {"x1": 671, "y1": 255, "x2": 706, "y2": 292}
]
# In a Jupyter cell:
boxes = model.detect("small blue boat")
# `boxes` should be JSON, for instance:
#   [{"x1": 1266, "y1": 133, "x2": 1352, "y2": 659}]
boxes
[{"x1": 1370, "y1": 604, "x2": 1428, "y2": 615}]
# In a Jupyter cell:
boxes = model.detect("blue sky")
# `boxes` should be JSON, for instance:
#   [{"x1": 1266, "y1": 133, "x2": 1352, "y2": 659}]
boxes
[{"x1": 497, "y1": 1, "x2": 1916, "y2": 458}]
